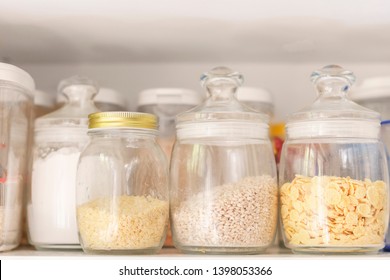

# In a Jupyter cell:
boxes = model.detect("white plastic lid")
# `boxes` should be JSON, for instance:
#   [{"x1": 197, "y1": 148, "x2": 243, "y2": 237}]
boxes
[
  {"x1": 236, "y1": 87, "x2": 273, "y2": 104},
  {"x1": 352, "y1": 76, "x2": 390, "y2": 101},
  {"x1": 94, "y1": 87, "x2": 127, "y2": 105},
  {"x1": 0, "y1": 62, "x2": 35, "y2": 93},
  {"x1": 57, "y1": 87, "x2": 126, "y2": 106},
  {"x1": 33, "y1": 90, "x2": 55, "y2": 108},
  {"x1": 137, "y1": 88, "x2": 202, "y2": 106}
]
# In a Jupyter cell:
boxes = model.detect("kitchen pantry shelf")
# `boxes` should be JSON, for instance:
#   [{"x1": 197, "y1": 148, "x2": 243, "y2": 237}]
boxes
[
  {"x1": 1, "y1": 246, "x2": 390, "y2": 258},
  {"x1": 1, "y1": 1, "x2": 390, "y2": 259}
]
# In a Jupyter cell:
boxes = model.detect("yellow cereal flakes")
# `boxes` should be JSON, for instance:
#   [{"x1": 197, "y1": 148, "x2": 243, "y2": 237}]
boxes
[
  {"x1": 280, "y1": 175, "x2": 388, "y2": 247},
  {"x1": 77, "y1": 195, "x2": 169, "y2": 251}
]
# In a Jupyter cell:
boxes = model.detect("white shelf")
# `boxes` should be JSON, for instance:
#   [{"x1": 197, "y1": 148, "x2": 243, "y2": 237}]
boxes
[
  {"x1": 1, "y1": 0, "x2": 390, "y2": 64},
  {"x1": 2, "y1": 245, "x2": 390, "y2": 259}
]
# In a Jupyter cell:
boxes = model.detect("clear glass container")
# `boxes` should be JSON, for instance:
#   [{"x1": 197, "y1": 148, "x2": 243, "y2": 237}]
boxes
[
  {"x1": 0, "y1": 63, "x2": 34, "y2": 251},
  {"x1": 170, "y1": 67, "x2": 278, "y2": 254},
  {"x1": 137, "y1": 87, "x2": 202, "y2": 247},
  {"x1": 27, "y1": 76, "x2": 99, "y2": 249},
  {"x1": 279, "y1": 65, "x2": 389, "y2": 254},
  {"x1": 76, "y1": 112, "x2": 169, "y2": 254}
]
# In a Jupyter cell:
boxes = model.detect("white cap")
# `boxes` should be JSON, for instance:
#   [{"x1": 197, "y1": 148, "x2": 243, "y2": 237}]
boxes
[
  {"x1": 352, "y1": 76, "x2": 390, "y2": 100},
  {"x1": 34, "y1": 90, "x2": 55, "y2": 108},
  {"x1": 57, "y1": 87, "x2": 126, "y2": 105},
  {"x1": 94, "y1": 87, "x2": 127, "y2": 105},
  {"x1": 0, "y1": 62, "x2": 35, "y2": 93},
  {"x1": 137, "y1": 88, "x2": 203, "y2": 106},
  {"x1": 236, "y1": 87, "x2": 273, "y2": 104}
]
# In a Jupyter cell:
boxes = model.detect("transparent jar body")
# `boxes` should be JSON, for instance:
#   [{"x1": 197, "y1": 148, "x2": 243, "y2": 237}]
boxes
[
  {"x1": 170, "y1": 137, "x2": 278, "y2": 254},
  {"x1": 279, "y1": 138, "x2": 389, "y2": 253},
  {"x1": 76, "y1": 128, "x2": 169, "y2": 254},
  {"x1": 0, "y1": 82, "x2": 33, "y2": 251},
  {"x1": 27, "y1": 130, "x2": 89, "y2": 249}
]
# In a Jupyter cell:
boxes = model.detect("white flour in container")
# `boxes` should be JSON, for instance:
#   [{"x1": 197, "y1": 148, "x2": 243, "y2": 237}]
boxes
[
  {"x1": 172, "y1": 175, "x2": 278, "y2": 247},
  {"x1": 28, "y1": 147, "x2": 81, "y2": 247}
]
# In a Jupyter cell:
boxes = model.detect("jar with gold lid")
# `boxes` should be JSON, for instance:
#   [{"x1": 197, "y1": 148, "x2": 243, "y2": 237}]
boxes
[{"x1": 76, "y1": 112, "x2": 169, "y2": 254}]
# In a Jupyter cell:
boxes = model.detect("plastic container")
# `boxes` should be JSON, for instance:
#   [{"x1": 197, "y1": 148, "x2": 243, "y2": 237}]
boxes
[
  {"x1": 27, "y1": 76, "x2": 99, "y2": 249},
  {"x1": 170, "y1": 67, "x2": 278, "y2": 254},
  {"x1": 137, "y1": 87, "x2": 202, "y2": 157},
  {"x1": 34, "y1": 90, "x2": 55, "y2": 118},
  {"x1": 57, "y1": 87, "x2": 127, "y2": 111},
  {"x1": 236, "y1": 87, "x2": 274, "y2": 118},
  {"x1": 279, "y1": 65, "x2": 389, "y2": 254},
  {"x1": 137, "y1": 87, "x2": 202, "y2": 247},
  {"x1": 76, "y1": 112, "x2": 169, "y2": 254},
  {"x1": 352, "y1": 76, "x2": 390, "y2": 121},
  {"x1": 0, "y1": 62, "x2": 35, "y2": 251}
]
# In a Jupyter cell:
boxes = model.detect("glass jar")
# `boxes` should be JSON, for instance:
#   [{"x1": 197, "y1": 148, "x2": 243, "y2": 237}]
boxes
[
  {"x1": 137, "y1": 87, "x2": 202, "y2": 247},
  {"x1": 34, "y1": 90, "x2": 55, "y2": 118},
  {"x1": 0, "y1": 63, "x2": 34, "y2": 251},
  {"x1": 27, "y1": 76, "x2": 99, "y2": 249},
  {"x1": 170, "y1": 67, "x2": 278, "y2": 254},
  {"x1": 76, "y1": 112, "x2": 169, "y2": 254},
  {"x1": 279, "y1": 65, "x2": 389, "y2": 254}
]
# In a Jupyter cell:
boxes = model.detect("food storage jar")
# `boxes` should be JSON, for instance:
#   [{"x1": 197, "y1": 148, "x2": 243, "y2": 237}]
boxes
[
  {"x1": 236, "y1": 86, "x2": 274, "y2": 118},
  {"x1": 352, "y1": 76, "x2": 390, "y2": 121},
  {"x1": 137, "y1": 87, "x2": 202, "y2": 158},
  {"x1": 137, "y1": 87, "x2": 202, "y2": 247},
  {"x1": 57, "y1": 87, "x2": 127, "y2": 111},
  {"x1": 170, "y1": 67, "x2": 278, "y2": 254},
  {"x1": 279, "y1": 65, "x2": 389, "y2": 253},
  {"x1": 27, "y1": 76, "x2": 99, "y2": 249},
  {"x1": 34, "y1": 90, "x2": 55, "y2": 118},
  {"x1": 0, "y1": 62, "x2": 34, "y2": 251},
  {"x1": 76, "y1": 112, "x2": 169, "y2": 254}
]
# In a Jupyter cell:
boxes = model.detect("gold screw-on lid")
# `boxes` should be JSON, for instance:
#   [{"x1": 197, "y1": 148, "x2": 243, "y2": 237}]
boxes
[{"x1": 88, "y1": 111, "x2": 157, "y2": 129}]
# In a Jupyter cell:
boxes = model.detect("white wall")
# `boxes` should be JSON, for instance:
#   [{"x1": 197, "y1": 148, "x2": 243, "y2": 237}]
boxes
[{"x1": 19, "y1": 62, "x2": 390, "y2": 122}]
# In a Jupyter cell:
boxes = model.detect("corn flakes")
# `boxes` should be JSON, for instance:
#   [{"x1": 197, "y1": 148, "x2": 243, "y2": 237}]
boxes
[{"x1": 280, "y1": 175, "x2": 388, "y2": 248}]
